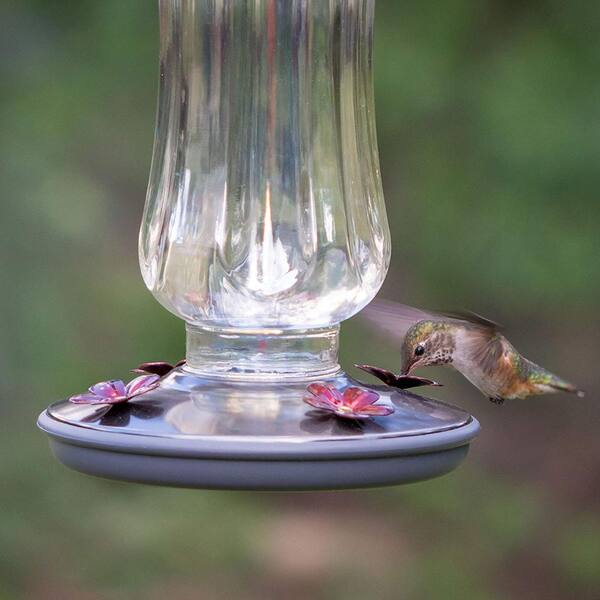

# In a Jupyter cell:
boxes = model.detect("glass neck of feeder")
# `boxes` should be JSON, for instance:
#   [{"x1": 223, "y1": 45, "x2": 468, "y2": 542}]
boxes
[{"x1": 185, "y1": 324, "x2": 340, "y2": 381}]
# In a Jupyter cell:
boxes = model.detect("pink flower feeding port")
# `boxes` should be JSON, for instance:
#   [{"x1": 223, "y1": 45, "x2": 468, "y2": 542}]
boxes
[
  {"x1": 69, "y1": 376, "x2": 161, "y2": 406},
  {"x1": 303, "y1": 383, "x2": 394, "y2": 419},
  {"x1": 38, "y1": 0, "x2": 478, "y2": 490}
]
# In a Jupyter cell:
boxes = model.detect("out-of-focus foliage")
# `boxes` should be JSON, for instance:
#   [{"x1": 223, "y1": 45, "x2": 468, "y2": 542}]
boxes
[
  {"x1": 1, "y1": 1, "x2": 598, "y2": 599},
  {"x1": 374, "y1": 1, "x2": 600, "y2": 313}
]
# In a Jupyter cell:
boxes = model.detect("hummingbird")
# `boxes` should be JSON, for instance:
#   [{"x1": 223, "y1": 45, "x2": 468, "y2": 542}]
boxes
[{"x1": 359, "y1": 299, "x2": 583, "y2": 404}]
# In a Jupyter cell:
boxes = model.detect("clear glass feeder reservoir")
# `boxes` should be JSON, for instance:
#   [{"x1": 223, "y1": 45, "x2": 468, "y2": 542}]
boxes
[
  {"x1": 140, "y1": 0, "x2": 391, "y2": 379},
  {"x1": 38, "y1": 0, "x2": 479, "y2": 490}
]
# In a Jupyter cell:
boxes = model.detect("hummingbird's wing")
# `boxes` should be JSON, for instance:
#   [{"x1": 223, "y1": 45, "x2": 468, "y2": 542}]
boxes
[
  {"x1": 435, "y1": 309, "x2": 502, "y2": 331},
  {"x1": 461, "y1": 329, "x2": 508, "y2": 377},
  {"x1": 359, "y1": 299, "x2": 500, "y2": 344},
  {"x1": 358, "y1": 299, "x2": 445, "y2": 343},
  {"x1": 455, "y1": 326, "x2": 520, "y2": 400}
]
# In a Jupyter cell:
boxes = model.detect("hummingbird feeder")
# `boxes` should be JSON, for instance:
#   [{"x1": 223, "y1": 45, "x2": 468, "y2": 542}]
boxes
[{"x1": 38, "y1": 0, "x2": 479, "y2": 490}]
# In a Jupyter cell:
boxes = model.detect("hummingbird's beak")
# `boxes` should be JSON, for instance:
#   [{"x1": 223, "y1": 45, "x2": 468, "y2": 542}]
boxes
[{"x1": 400, "y1": 359, "x2": 414, "y2": 376}]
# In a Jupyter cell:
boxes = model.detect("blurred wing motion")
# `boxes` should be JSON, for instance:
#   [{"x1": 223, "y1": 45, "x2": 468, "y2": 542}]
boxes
[
  {"x1": 435, "y1": 309, "x2": 502, "y2": 331},
  {"x1": 360, "y1": 298, "x2": 500, "y2": 344},
  {"x1": 359, "y1": 299, "x2": 441, "y2": 343}
]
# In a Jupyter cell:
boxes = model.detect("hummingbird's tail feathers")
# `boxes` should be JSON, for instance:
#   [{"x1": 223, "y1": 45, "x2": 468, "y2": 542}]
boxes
[
  {"x1": 521, "y1": 360, "x2": 583, "y2": 398},
  {"x1": 549, "y1": 380, "x2": 584, "y2": 397},
  {"x1": 542, "y1": 373, "x2": 584, "y2": 397}
]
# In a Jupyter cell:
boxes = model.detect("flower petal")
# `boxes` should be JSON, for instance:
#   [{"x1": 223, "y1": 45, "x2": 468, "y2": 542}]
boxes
[
  {"x1": 328, "y1": 405, "x2": 371, "y2": 419},
  {"x1": 306, "y1": 383, "x2": 342, "y2": 406},
  {"x1": 125, "y1": 375, "x2": 160, "y2": 398},
  {"x1": 393, "y1": 375, "x2": 443, "y2": 389},
  {"x1": 303, "y1": 394, "x2": 337, "y2": 412},
  {"x1": 133, "y1": 361, "x2": 176, "y2": 377},
  {"x1": 69, "y1": 392, "x2": 128, "y2": 405},
  {"x1": 69, "y1": 392, "x2": 106, "y2": 404},
  {"x1": 342, "y1": 387, "x2": 380, "y2": 409},
  {"x1": 89, "y1": 380, "x2": 126, "y2": 399},
  {"x1": 354, "y1": 364, "x2": 399, "y2": 386},
  {"x1": 355, "y1": 404, "x2": 395, "y2": 417},
  {"x1": 354, "y1": 364, "x2": 442, "y2": 389}
]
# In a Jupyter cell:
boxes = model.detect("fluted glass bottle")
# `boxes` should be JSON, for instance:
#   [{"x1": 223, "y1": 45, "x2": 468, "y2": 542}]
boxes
[{"x1": 140, "y1": 0, "x2": 390, "y2": 379}]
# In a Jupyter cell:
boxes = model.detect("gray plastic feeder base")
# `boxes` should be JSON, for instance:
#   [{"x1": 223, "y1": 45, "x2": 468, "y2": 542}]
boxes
[{"x1": 37, "y1": 369, "x2": 480, "y2": 491}]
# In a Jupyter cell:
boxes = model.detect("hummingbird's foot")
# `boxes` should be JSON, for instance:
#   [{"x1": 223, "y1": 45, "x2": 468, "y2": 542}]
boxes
[{"x1": 489, "y1": 396, "x2": 505, "y2": 405}]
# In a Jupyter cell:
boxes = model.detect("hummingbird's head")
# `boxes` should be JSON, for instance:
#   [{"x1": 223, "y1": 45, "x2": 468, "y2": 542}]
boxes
[{"x1": 400, "y1": 321, "x2": 456, "y2": 374}]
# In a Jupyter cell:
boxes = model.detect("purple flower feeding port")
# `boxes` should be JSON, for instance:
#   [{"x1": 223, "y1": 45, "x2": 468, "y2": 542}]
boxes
[
  {"x1": 304, "y1": 383, "x2": 394, "y2": 419},
  {"x1": 37, "y1": 0, "x2": 479, "y2": 491},
  {"x1": 69, "y1": 376, "x2": 160, "y2": 405}
]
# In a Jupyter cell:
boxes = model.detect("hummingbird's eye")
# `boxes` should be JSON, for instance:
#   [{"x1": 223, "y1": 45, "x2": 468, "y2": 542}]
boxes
[{"x1": 414, "y1": 345, "x2": 425, "y2": 357}]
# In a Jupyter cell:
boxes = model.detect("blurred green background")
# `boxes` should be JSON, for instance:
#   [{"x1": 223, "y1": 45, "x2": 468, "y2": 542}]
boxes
[{"x1": 2, "y1": 1, "x2": 599, "y2": 598}]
